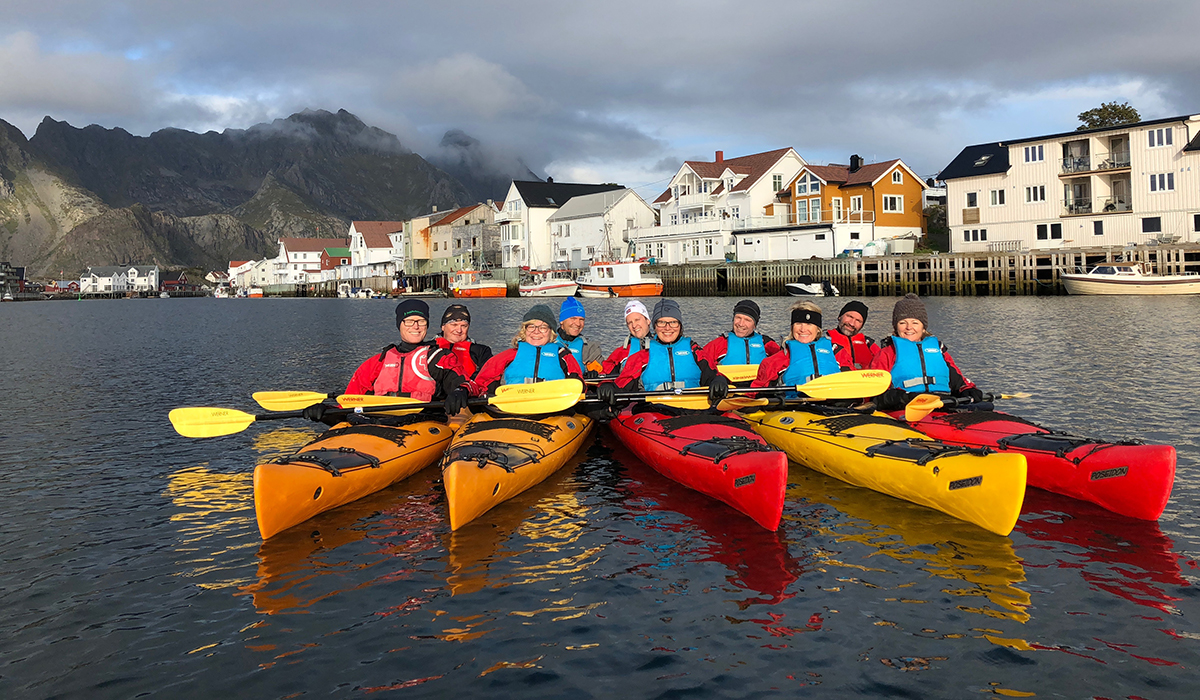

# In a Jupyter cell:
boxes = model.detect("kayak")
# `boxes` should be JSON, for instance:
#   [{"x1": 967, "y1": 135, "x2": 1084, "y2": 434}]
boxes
[
  {"x1": 741, "y1": 406, "x2": 1027, "y2": 536},
  {"x1": 608, "y1": 405, "x2": 788, "y2": 531},
  {"x1": 253, "y1": 417, "x2": 455, "y2": 540},
  {"x1": 897, "y1": 408, "x2": 1175, "y2": 521},
  {"x1": 441, "y1": 412, "x2": 593, "y2": 530}
]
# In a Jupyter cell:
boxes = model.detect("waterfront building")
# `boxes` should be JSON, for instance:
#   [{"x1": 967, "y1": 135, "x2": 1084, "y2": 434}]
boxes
[
  {"x1": 204, "y1": 270, "x2": 228, "y2": 286},
  {"x1": 126, "y1": 265, "x2": 160, "y2": 292},
  {"x1": 633, "y1": 148, "x2": 807, "y2": 265},
  {"x1": 273, "y1": 237, "x2": 350, "y2": 284},
  {"x1": 1, "y1": 261, "x2": 25, "y2": 295},
  {"x1": 80, "y1": 266, "x2": 130, "y2": 293},
  {"x1": 496, "y1": 180, "x2": 625, "y2": 269},
  {"x1": 546, "y1": 189, "x2": 656, "y2": 268},
  {"x1": 319, "y1": 247, "x2": 351, "y2": 282},
  {"x1": 433, "y1": 203, "x2": 500, "y2": 273},
  {"x1": 347, "y1": 222, "x2": 402, "y2": 278},
  {"x1": 161, "y1": 270, "x2": 193, "y2": 293},
  {"x1": 402, "y1": 208, "x2": 453, "y2": 275},
  {"x1": 736, "y1": 157, "x2": 927, "y2": 261},
  {"x1": 940, "y1": 113, "x2": 1200, "y2": 252},
  {"x1": 227, "y1": 260, "x2": 254, "y2": 288}
]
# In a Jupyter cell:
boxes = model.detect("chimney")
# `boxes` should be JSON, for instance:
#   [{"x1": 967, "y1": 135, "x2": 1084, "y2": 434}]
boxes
[
  {"x1": 546, "y1": 176, "x2": 554, "y2": 183},
  {"x1": 849, "y1": 154, "x2": 863, "y2": 173},
  {"x1": 715, "y1": 150, "x2": 724, "y2": 163}
]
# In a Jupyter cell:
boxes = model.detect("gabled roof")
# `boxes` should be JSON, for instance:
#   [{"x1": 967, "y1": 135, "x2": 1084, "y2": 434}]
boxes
[
  {"x1": 431, "y1": 204, "x2": 480, "y2": 228},
  {"x1": 280, "y1": 236, "x2": 351, "y2": 253},
  {"x1": 350, "y1": 222, "x2": 401, "y2": 249},
  {"x1": 323, "y1": 247, "x2": 351, "y2": 257},
  {"x1": 804, "y1": 159, "x2": 903, "y2": 188},
  {"x1": 653, "y1": 187, "x2": 672, "y2": 204},
  {"x1": 512, "y1": 180, "x2": 624, "y2": 208},
  {"x1": 1186, "y1": 130, "x2": 1200, "y2": 152},
  {"x1": 229, "y1": 260, "x2": 250, "y2": 268},
  {"x1": 547, "y1": 189, "x2": 636, "y2": 221},
  {"x1": 84, "y1": 266, "x2": 128, "y2": 277},
  {"x1": 682, "y1": 147, "x2": 796, "y2": 192},
  {"x1": 938, "y1": 143, "x2": 1011, "y2": 180},
  {"x1": 162, "y1": 270, "x2": 187, "y2": 282},
  {"x1": 127, "y1": 265, "x2": 158, "y2": 274}
]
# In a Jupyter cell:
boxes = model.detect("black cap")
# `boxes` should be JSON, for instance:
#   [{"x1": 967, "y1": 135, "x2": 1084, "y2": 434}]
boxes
[
  {"x1": 838, "y1": 300, "x2": 869, "y2": 322},
  {"x1": 395, "y1": 299, "x2": 430, "y2": 328},
  {"x1": 733, "y1": 299, "x2": 761, "y2": 324},
  {"x1": 441, "y1": 303, "x2": 471, "y2": 325}
]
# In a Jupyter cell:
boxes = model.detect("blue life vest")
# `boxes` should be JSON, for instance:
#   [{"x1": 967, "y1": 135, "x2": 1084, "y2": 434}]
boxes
[
  {"x1": 780, "y1": 337, "x2": 841, "y2": 394},
  {"x1": 503, "y1": 342, "x2": 567, "y2": 384},
  {"x1": 621, "y1": 335, "x2": 650, "y2": 370},
  {"x1": 720, "y1": 331, "x2": 768, "y2": 365},
  {"x1": 640, "y1": 337, "x2": 702, "y2": 391},
  {"x1": 557, "y1": 333, "x2": 585, "y2": 363},
  {"x1": 889, "y1": 336, "x2": 951, "y2": 393}
]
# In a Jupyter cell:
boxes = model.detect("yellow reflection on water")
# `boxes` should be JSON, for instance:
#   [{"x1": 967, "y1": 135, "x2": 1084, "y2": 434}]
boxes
[
  {"x1": 250, "y1": 426, "x2": 318, "y2": 457},
  {"x1": 786, "y1": 468, "x2": 1030, "y2": 623},
  {"x1": 164, "y1": 465, "x2": 257, "y2": 590}
]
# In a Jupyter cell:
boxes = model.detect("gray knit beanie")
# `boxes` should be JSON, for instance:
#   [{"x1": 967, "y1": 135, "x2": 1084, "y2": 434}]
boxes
[
  {"x1": 522, "y1": 304, "x2": 557, "y2": 329},
  {"x1": 651, "y1": 299, "x2": 683, "y2": 326},
  {"x1": 892, "y1": 293, "x2": 928, "y2": 330}
]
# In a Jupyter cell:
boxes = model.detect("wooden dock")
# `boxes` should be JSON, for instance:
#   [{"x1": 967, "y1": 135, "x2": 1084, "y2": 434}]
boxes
[{"x1": 650, "y1": 244, "x2": 1200, "y2": 297}]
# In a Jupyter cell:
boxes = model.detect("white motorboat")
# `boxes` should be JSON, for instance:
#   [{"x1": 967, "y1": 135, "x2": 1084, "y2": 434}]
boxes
[
  {"x1": 1060, "y1": 263, "x2": 1200, "y2": 295},
  {"x1": 519, "y1": 269, "x2": 578, "y2": 297},
  {"x1": 576, "y1": 259, "x2": 663, "y2": 298},
  {"x1": 785, "y1": 276, "x2": 840, "y2": 296}
]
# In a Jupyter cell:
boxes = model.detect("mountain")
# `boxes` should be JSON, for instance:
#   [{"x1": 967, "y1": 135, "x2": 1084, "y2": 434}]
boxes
[
  {"x1": 1, "y1": 109, "x2": 478, "y2": 277},
  {"x1": 429, "y1": 129, "x2": 541, "y2": 203}
]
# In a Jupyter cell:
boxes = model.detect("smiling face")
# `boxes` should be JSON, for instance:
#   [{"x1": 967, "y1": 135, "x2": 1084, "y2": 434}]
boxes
[
  {"x1": 560, "y1": 316, "x2": 585, "y2": 337},
  {"x1": 895, "y1": 318, "x2": 925, "y2": 341},
  {"x1": 626, "y1": 312, "x2": 650, "y2": 339},
  {"x1": 837, "y1": 310, "x2": 865, "y2": 337},
  {"x1": 791, "y1": 322, "x2": 820, "y2": 343},
  {"x1": 655, "y1": 317, "x2": 681, "y2": 343},
  {"x1": 523, "y1": 320, "x2": 552, "y2": 347},
  {"x1": 442, "y1": 319, "x2": 470, "y2": 343},
  {"x1": 398, "y1": 317, "x2": 429, "y2": 344},
  {"x1": 731, "y1": 313, "x2": 757, "y2": 338}
]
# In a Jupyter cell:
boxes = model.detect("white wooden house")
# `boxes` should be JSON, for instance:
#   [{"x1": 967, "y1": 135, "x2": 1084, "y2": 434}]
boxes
[
  {"x1": 80, "y1": 266, "x2": 129, "y2": 293},
  {"x1": 496, "y1": 180, "x2": 625, "y2": 268},
  {"x1": 546, "y1": 189, "x2": 656, "y2": 267}
]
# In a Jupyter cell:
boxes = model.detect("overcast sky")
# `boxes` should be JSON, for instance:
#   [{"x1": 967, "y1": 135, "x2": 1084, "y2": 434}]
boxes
[{"x1": 3, "y1": 0, "x2": 1199, "y2": 200}]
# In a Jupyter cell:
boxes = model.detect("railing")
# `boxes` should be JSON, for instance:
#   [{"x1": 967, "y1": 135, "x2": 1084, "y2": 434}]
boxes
[
  {"x1": 778, "y1": 210, "x2": 876, "y2": 226},
  {"x1": 1098, "y1": 151, "x2": 1131, "y2": 170},
  {"x1": 1096, "y1": 197, "x2": 1132, "y2": 213},
  {"x1": 1063, "y1": 197, "x2": 1092, "y2": 216},
  {"x1": 633, "y1": 219, "x2": 734, "y2": 239},
  {"x1": 1061, "y1": 156, "x2": 1091, "y2": 173},
  {"x1": 676, "y1": 193, "x2": 711, "y2": 208},
  {"x1": 986, "y1": 240, "x2": 1023, "y2": 252},
  {"x1": 1060, "y1": 150, "x2": 1131, "y2": 174}
]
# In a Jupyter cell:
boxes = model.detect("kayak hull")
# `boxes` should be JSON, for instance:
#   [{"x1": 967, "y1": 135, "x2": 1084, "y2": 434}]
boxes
[
  {"x1": 441, "y1": 412, "x2": 593, "y2": 529},
  {"x1": 609, "y1": 406, "x2": 788, "y2": 531},
  {"x1": 898, "y1": 409, "x2": 1175, "y2": 521},
  {"x1": 253, "y1": 419, "x2": 455, "y2": 540},
  {"x1": 742, "y1": 408, "x2": 1027, "y2": 537}
]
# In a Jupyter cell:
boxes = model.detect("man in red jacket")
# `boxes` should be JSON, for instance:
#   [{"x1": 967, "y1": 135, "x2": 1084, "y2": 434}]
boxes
[
  {"x1": 825, "y1": 300, "x2": 879, "y2": 370},
  {"x1": 433, "y1": 303, "x2": 493, "y2": 379}
]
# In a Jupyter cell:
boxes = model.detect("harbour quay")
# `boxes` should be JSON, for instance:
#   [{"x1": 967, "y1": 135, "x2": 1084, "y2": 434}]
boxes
[{"x1": 649, "y1": 242, "x2": 1200, "y2": 297}]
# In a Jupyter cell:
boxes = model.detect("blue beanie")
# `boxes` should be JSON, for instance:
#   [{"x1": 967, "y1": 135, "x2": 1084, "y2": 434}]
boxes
[{"x1": 560, "y1": 296, "x2": 585, "y2": 320}]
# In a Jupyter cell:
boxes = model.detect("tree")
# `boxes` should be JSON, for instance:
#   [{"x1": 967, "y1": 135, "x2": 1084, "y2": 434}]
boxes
[{"x1": 1077, "y1": 101, "x2": 1140, "y2": 131}]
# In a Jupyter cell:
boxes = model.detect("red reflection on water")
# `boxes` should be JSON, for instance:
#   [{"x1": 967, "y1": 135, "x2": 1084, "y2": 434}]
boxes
[
  {"x1": 606, "y1": 435, "x2": 806, "y2": 607},
  {"x1": 1016, "y1": 489, "x2": 1187, "y2": 614}
]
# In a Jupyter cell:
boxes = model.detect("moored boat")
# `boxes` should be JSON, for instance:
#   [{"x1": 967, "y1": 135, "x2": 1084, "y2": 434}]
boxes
[
  {"x1": 608, "y1": 405, "x2": 788, "y2": 530},
  {"x1": 576, "y1": 259, "x2": 663, "y2": 298},
  {"x1": 253, "y1": 417, "x2": 456, "y2": 539},
  {"x1": 741, "y1": 406, "x2": 1027, "y2": 536},
  {"x1": 1059, "y1": 262, "x2": 1200, "y2": 295},
  {"x1": 441, "y1": 412, "x2": 593, "y2": 529},
  {"x1": 519, "y1": 269, "x2": 579, "y2": 297},
  {"x1": 449, "y1": 270, "x2": 507, "y2": 298},
  {"x1": 248, "y1": 286, "x2": 264, "y2": 298},
  {"x1": 785, "y1": 275, "x2": 839, "y2": 296},
  {"x1": 896, "y1": 408, "x2": 1175, "y2": 521}
]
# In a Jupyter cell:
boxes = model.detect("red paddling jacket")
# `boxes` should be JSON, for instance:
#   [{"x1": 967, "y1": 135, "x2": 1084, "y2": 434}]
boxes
[
  {"x1": 434, "y1": 335, "x2": 493, "y2": 379},
  {"x1": 345, "y1": 341, "x2": 468, "y2": 402},
  {"x1": 825, "y1": 328, "x2": 879, "y2": 370}
]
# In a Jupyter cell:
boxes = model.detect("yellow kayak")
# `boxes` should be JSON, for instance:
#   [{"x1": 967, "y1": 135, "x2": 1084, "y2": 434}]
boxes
[
  {"x1": 441, "y1": 412, "x2": 593, "y2": 530},
  {"x1": 253, "y1": 418, "x2": 455, "y2": 540},
  {"x1": 741, "y1": 407, "x2": 1027, "y2": 536}
]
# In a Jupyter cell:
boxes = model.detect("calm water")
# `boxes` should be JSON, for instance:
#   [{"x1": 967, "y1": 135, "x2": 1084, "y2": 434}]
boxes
[{"x1": 1, "y1": 295, "x2": 1198, "y2": 698}]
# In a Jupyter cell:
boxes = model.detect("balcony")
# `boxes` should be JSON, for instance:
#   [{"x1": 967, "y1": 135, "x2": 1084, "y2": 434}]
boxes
[
  {"x1": 1096, "y1": 197, "x2": 1132, "y2": 214},
  {"x1": 634, "y1": 218, "x2": 734, "y2": 240},
  {"x1": 1060, "y1": 150, "x2": 1131, "y2": 175},
  {"x1": 676, "y1": 193, "x2": 712, "y2": 209},
  {"x1": 1062, "y1": 197, "x2": 1092, "y2": 216}
]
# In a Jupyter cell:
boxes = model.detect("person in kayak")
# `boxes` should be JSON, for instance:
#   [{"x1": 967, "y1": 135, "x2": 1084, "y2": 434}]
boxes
[
  {"x1": 869, "y1": 293, "x2": 984, "y2": 410},
  {"x1": 472, "y1": 303, "x2": 585, "y2": 394},
  {"x1": 601, "y1": 299, "x2": 729, "y2": 403},
  {"x1": 752, "y1": 300, "x2": 841, "y2": 396},
  {"x1": 701, "y1": 299, "x2": 782, "y2": 368},
  {"x1": 555, "y1": 296, "x2": 605, "y2": 377},
  {"x1": 305, "y1": 299, "x2": 472, "y2": 423},
  {"x1": 434, "y1": 303, "x2": 493, "y2": 379},
  {"x1": 825, "y1": 300, "x2": 879, "y2": 370},
  {"x1": 600, "y1": 300, "x2": 652, "y2": 376}
]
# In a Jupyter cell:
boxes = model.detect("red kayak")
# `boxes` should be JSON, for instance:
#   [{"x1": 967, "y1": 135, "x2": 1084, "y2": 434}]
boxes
[
  {"x1": 608, "y1": 405, "x2": 788, "y2": 530},
  {"x1": 899, "y1": 408, "x2": 1175, "y2": 521}
]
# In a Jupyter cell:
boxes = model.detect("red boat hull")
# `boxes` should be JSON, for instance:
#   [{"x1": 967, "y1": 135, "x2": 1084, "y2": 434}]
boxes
[
  {"x1": 899, "y1": 409, "x2": 1175, "y2": 521},
  {"x1": 608, "y1": 406, "x2": 788, "y2": 530}
]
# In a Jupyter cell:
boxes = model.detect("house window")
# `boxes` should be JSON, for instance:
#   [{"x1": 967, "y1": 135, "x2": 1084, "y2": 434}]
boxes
[
  {"x1": 731, "y1": 207, "x2": 740, "y2": 219},
  {"x1": 705, "y1": 238, "x2": 714, "y2": 255},
  {"x1": 966, "y1": 192, "x2": 978, "y2": 208},
  {"x1": 964, "y1": 230, "x2": 971, "y2": 242},
  {"x1": 796, "y1": 179, "x2": 807, "y2": 195},
  {"x1": 990, "y1": 189, "x2": 1005, "y2": 206},
  {"x1": 587, "y1": 246, "x2": 595, "y2": 256},
  {"x1": 809, "y1": 198, "x2": 820, "y2": 221},
  {"x1": 892, "y1": 171, "x2": 902, "y2": 184},
  {"x1": 850, "y1": 196, "x2": 863, "y2": 212},
  {"x1": 1148, "y1": 128, "x2": 1173, "y2": 148},
  {"x1": 692, "y1": 240, "x2": 700, "y2": 256},
  {"x1": 1149, "y1": 172, "x2": 1175, "y2": 192},
  {"x1": 1024, "y1": 145, "x2": 1045, "y2": 162},
  {"x1": 882, "y1": 195, "x2": 903, "y2": 212},
  {"x1": 772, "y1": 174, "x2": 783, "y2": 191},
  {"x1": 1142, "y1": 217, "x2": 1162, "y2": 233},
  {"x1": 433, "y1": 242, "x2": 438, "y2": 251},
  {"x1": 472, "y1": 237, "x2": 478, "y2": 246},
  {"x1": 1025, "y1": 185, "x2": 1046, "y2": 203},
  {"x1": 1194, "y1": 213, "x2": 1200, "y2": 232},
  {"x1": 644, "y1": 244, "x2": 652, "y2": 257},
  {"x1": 341, "y1": 258, "x2": 348, "y2": 265},
  {"x1": 1051, "y1": 223, "x2": 1062, "y2": 239},
  {"x1": 670, "y1": 214, "x2": 678, "y2": 225},
  {"x1": 1094, "y1": 221, "x2": 1104, "y2": 236},
  {"x1": 795, "y1": 200, "x2": 807, "y2": 221},
  {"x1": 673, "y1": 185, "x2": 679, "y2": 199},
  {"x1": 815, "y1": 234, "x2": 826, "y2": 240},
  {"x1": 1037, "y1": 223, "x2": 1047, "y2": 240},
  {"x1": 656, "y1": 243, "x2": 665, "y2": 259}
]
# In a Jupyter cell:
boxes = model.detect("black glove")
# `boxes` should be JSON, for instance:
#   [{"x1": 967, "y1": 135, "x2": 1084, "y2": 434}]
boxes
[
  {"x1": 960, "y1": 387, "x2": 985, "y2": 403},
  {"x1": 875, "y1": 387, "x2": 907, "y2": 412},
  {"x1": 708, "y1": 374, "x2": 730, "y2": 404},
  {"x1": 302, "y1": 403, "x2": 329, "y2": 422},
  {"x1": 444, "y1": 387, "x2": 469, "y2": 415},
  {"x1": 596, "y1": 382, "x2": 617, "y2": 406},
  {"x1": 584, "y1": 369, "x2": 600, "y2": 380}
]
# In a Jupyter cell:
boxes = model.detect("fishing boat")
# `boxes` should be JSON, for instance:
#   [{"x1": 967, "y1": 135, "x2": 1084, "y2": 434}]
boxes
[
  {"x1": 785, "y1": 275, "x2": 839, "y2": 296},
  {"x1": 519, "y1": 269, "x2": 578, "y2": 297},
  {"x1": 1059, "y1": 262, "x2": 1200, "y2": 295},
  {"x1": 576, "y1": 259, "x2": 663, "y2": 298},
  {"x1": 248, "y1": 286, "x2": 264, "y2": 298},
  {"x1": 449, "y1": 270, "x2": 507, "y2": 298},
  {"x1": 1, "y1": 292, "x2": 13, "y2": 302}
]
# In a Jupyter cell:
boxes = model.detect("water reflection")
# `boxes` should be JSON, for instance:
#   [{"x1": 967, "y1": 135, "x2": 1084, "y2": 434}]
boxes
[
  {"x1": 164, "y1": 465, "x2": 258, "y2": 590},
  {"x1": 784, "y1": 468, "x2": 1031, "y2": 622}
]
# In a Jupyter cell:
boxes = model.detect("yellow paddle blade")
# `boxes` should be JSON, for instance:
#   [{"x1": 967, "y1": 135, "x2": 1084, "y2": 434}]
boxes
[
  {"x1": 904, "y1": 394, "x2": 945, "y2": 422},
  {"x1": 335, "y1": 394, "x2": 426, "y2": 416},
  {"x1": 795, "y1": 369, "x2": 892, "y2": 400},
  {"x1": 718, "y1": 364, "x2": 759, "y2": 383},
  {"x1": 489, "y1": 378, "x2": 586, "y2": 415},
  {"x1": 252, "y1": 390, "x2": 330, "y2": 411},
  {"x1": 169, "y1": 407, "x2": 256, "y2": 438},
  {"x1": 997, "y1": 392, "x2": 1032, "y2": 400},
  {"x1": 717, "y1": 396, "x2": 770, "y2": 411},
  {"x1": 648, "y1": 394, "x2": 713, "y2": 410}
]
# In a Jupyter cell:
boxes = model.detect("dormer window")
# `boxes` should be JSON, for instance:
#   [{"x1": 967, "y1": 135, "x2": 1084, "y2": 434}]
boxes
[{"x1": 892, "y1": 171, "x2": 903, "y2": 184}]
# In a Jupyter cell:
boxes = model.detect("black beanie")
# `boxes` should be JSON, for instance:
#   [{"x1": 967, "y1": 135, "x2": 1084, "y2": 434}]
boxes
[
  {"x1": 395, "y1": 299, "x2": 430, "y2": 327},
  {"x1": 733, "y1": 299, "x2": 761, "y2": 324},
  {"x1": 441, "y1": 303, "x2": 471, "y2": 325},
  {"x1": 838, "y1": 300, "x2": 869, "y2": 322},
  {"x1": 892, "y1": 293, "x2": 928, "y2": 329},
  {"x1": 791, "y1": 307, "x2": 822, "y2": 328}
]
